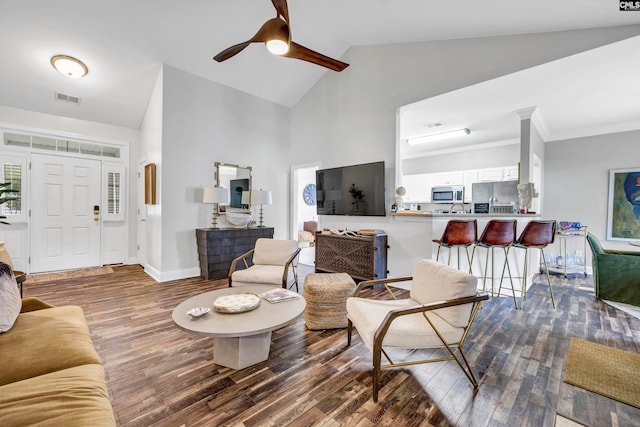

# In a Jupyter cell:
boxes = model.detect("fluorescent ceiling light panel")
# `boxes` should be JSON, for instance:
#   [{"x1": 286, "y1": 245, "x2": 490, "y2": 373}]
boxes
[{"x1": 407, "y1": 128, "x2": 470, "y2": 145}]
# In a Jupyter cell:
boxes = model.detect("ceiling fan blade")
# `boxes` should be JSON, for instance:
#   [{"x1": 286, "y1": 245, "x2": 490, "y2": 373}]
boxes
[
  {"x1": 271, "y1": 0, "x2": 289, "y2": 24},
  {"x1": 213, "y1": 18, "x2": 288, "y2": 62},
  {"x1": 213, "y1": 41, "x2": 253, "y2": 62},
  {"x1": 284, "y1": 42, "x2": 349, "y2": 72}
]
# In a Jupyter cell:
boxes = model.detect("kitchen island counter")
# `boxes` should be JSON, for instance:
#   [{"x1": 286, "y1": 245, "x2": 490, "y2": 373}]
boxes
[
  {"x1": 391, "y1": 211, "x2": 540, "y2": 218},
  {"x1": 385, "y1": 212, "x2": 543, "y2": 295}
]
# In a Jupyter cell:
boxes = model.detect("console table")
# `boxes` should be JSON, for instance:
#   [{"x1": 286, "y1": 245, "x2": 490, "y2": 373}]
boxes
[
  {"x1": 196, "y1": 227, "x2": 274, "y2": 280},
  {"x1": 315, "y1": 231, "x2": 388, "y2": 281}
]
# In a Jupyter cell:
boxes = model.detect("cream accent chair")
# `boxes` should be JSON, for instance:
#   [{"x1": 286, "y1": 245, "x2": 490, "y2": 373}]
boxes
[
  {"x1": 346, "y1": 259, "x2": 488, "y2": 402},
  {"x1": 228, "y1": 238, "x2": 301, "y2": 291}
]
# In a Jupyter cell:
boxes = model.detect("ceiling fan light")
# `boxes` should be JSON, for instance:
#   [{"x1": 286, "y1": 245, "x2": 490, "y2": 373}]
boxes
[
  {"x1": 51, "y1": 55, "x2": 88, "y2": 78},
  {"x1": 265, "y1": 39, "x2": 289, "y2": 55}
]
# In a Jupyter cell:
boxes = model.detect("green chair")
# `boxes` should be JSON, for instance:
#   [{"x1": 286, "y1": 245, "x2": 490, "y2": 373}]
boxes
[{"x1": 586, "y1": 233, "x2": 640, "y2": 306}]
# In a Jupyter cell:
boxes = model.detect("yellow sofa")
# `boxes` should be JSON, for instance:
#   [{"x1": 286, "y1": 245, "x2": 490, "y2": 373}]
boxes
[{"x1": 0, "y1": 297, "x2": 115, "y2": 426}]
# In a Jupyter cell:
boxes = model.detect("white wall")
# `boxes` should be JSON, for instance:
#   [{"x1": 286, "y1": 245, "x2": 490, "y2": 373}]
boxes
[
  {"x1": 154, "y1": 65, "x2": 291, "y2": 280},
  {"x1": 291, "y1": 26, "x2": 640, "y2": 276},
  {"x1": 296, "y1": 167, "x2": 318, "y2": 228},
  {"x1": 544, "y1": 129, "x2": 640, "y2": 256},
  {"x1": 139, "y1": 68, "x2": 164, "y2": 277}
]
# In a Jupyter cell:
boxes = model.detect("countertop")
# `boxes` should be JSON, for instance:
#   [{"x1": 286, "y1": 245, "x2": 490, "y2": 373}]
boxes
[{"x1": 390, "y1": 210, "x2": 540, "y2": 218}]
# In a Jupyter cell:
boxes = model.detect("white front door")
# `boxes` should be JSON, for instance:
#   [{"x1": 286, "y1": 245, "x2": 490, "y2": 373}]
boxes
[{"x1": 30, "y1": 154, "x2": 101, "y2": 273}]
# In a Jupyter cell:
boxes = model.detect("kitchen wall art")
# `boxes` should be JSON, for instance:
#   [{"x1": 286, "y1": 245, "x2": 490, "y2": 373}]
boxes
[{"x1": 607, "y1": 168, "x2": 640, "y2": 240}]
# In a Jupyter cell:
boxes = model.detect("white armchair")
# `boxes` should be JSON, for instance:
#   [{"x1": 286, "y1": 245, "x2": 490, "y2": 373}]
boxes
[
  {"x1": 346, "y1": 259, "x2": 488, "y2": 402},
  {"x1": 228, "y1": 238, "x2": 301, "y2": 291}
]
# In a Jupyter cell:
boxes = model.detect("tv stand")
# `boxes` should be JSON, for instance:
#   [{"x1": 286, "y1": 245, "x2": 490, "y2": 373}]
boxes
[{"x1": 315, "y1": 231, "x2": 388, "y2": 281}]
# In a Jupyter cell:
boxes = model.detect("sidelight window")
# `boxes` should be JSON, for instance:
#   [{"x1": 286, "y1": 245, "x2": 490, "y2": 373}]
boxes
[
  {"x1": 0, "y1": 154, "x2": 27, "y2": 223},
  {"x1": 103, "y1": 164, "x2": 125, "y2": 221}
]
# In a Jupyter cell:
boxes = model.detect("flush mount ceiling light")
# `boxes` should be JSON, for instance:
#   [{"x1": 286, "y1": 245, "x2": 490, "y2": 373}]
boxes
[
  {"x1": 50, "y1": 55, "x2": 88, "y2": 78},
  {"x1": 407, "y1": 128, "x2": 471, "y2": 145}
]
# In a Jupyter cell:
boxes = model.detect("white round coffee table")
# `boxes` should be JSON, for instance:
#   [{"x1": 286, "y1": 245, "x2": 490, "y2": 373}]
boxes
[{"x1": 172, "y1": 285, "x2": 306, "y2": 369}]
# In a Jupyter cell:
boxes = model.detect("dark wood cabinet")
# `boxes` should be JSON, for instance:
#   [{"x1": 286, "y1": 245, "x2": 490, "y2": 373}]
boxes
[
  {"x1": 315, "y1": 232, "x2": 388, "y2": 281},
  {"x1": 196, "y1": 227, "x2": 274, "y2": 280}
]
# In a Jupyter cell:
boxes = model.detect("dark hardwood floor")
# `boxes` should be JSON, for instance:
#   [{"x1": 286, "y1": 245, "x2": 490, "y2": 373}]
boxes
[{"x1": 23, "y1": 264, "x2": 640, "y2": 427}]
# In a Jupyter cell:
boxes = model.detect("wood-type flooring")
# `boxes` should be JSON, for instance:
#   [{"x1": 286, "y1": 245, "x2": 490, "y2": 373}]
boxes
[{"x1": 22, "y1": 264, "x2": 640, "y2": 427}]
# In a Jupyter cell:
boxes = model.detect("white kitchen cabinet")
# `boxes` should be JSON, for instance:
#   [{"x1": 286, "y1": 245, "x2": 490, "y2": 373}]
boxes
[
  {"x1": 504, "y1": 165, "x2": 519, "y2": 181},
  {"x1": 431, "y1": 171, "x2": 464, "y2": 186},
  {"x1": 463, "y1": 170, "x2": 478, "y2": 202},
  {"x1": 402, "y1": 174, "x2": 431, "y2": 203},
  {"x1": 402, "y1": 166, "x2": 517, "y2": 205},
  {"x1": 422, "y1": 174, "x2": 433, "y2": 202},
  {"x1": 402, "y1": 174, "x2": 421, "y2": 203},
  {"x1": 477, "y1": 167, "x2": 504, "y2": 182}
]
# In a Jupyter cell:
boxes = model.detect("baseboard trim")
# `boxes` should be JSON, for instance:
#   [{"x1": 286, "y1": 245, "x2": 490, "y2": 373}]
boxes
[{"x1": 143, "y1": 265, "x2": 201, "y2": 283}]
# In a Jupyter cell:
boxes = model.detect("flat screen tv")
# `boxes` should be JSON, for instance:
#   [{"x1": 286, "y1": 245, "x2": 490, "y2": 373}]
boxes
[{"x1": 316, "y1": 161, "x2": 386, "y2": 216}]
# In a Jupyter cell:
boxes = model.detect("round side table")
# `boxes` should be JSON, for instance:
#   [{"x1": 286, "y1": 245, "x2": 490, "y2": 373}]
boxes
[{"x1": 14, "y1": 271, "x2": 26, "y2": 297}]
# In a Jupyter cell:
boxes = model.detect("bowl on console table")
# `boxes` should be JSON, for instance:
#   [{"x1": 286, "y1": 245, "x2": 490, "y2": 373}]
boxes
[{"x1": 226, "y1": 212, "x2": 252, "y2": 228}]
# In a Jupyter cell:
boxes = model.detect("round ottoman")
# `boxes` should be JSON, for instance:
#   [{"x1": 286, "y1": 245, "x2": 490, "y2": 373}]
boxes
[{"x1": 303, "y1": 273, "x2": 356, "y2": 330}]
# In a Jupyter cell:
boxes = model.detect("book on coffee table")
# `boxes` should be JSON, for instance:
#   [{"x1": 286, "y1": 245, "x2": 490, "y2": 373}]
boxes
[{"x1": 259, "y1": 288, "x2": 301, "y2": 303}]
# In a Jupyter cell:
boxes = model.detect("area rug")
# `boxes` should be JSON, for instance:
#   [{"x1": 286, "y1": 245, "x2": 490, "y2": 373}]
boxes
[
  {"x1": 26, "y1": 266, "x2": 114, "y2": 283},
  {"x1": 564, "y1": 337, "x2": 640, "y2": 409}
]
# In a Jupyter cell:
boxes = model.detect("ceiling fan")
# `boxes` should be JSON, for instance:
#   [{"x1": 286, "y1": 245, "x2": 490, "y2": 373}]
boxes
[{"x1": 213, "y1": 0, "x2": 349, "y2": 72}]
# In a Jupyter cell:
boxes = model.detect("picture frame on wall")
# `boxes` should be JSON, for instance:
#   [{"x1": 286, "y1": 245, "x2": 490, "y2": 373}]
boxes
[{"x1": 606, "y1": 168, "x2": 640, "y2": 241}]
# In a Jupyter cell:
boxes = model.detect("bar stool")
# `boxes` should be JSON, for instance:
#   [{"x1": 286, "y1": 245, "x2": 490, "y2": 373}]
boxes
[
  {"x1": 470, "y1": 219, "x2": 518, "y2": 308},
  {"x1": 507, "y1": 220, "x2": 557, "y2": 309},
  {"x1": 432, "y1": 219, "x2": 477, "y2": 271}
]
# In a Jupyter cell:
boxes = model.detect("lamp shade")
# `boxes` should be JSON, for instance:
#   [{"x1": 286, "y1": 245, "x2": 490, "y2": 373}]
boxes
[
  {"x1": 203, "y1": 187, "x2": 229, "y2": 204},
  {"x1": 250, "y1": 189, "x2": 272, "y2": 205}
]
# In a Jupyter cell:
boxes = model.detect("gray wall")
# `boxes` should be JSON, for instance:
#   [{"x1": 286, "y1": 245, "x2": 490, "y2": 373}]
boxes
[
  {"x1": 139, "y1": 65, "x2": 292, "y2": 280},
  {"x1": 544, "y1": 129, "x2": 640, "y2": 252}
]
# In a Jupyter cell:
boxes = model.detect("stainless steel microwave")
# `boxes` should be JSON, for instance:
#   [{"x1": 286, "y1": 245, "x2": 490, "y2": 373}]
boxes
[{"x1": 431, "y1": 186, "x2": 464, "y2": 203}]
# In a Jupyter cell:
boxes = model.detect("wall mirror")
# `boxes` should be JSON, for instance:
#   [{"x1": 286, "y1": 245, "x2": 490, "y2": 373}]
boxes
[{"x1": 215, "y1": 162, "x2": 252, "y2": 209}]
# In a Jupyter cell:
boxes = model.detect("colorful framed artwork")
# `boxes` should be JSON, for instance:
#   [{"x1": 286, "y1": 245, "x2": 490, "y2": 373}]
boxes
[{"x1": 607, "y1": 168, "x2": 640, "y2": 241}]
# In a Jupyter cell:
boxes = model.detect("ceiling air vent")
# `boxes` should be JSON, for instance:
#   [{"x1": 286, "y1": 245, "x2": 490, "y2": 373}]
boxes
[
  {"x1": 54, "y1": 92, "x2": 81, "y2": 105},
  {"x1": 424, "y1": 122, "x2": 443, "y2": 128}
]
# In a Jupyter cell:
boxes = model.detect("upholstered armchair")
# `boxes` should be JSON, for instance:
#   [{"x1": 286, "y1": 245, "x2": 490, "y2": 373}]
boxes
[
  {"x1": 346, "y1": 259, "x2": 488, "y2": 402},
  {"x1": 228, "y1": 238, "x2": 301, "y2": 291},
  {"x1": 586, "y1": 233, "x2": 640, "y2": 306}
]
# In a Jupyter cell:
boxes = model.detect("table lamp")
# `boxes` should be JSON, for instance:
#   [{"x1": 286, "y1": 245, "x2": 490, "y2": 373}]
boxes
[
  {"x1": 250, "y1": 189, "x2": 272, "y2": 227},
  {"x1": 203, "y1": 187, "x2": 229, "y2": 229}
]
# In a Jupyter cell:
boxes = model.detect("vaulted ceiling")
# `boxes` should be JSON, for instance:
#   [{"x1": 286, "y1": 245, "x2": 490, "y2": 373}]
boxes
[{"x1": 1, "y1": 0, "x2": 639, "y2": 130}]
